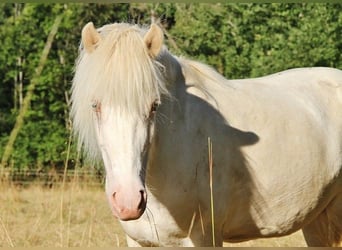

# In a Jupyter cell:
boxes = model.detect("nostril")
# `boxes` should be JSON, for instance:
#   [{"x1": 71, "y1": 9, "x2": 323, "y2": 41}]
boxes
[
  {"x1": 138, "y1": 190, "x2": 146, "y2": 210},
  {"x1": 111, "y1": 192, "x2": 118, "y2": 208}
]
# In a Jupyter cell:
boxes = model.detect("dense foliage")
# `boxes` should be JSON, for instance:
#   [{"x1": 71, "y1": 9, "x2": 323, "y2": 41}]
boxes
[{"x1": 0, "y1": 3, "x2": 341, "y2": 171}]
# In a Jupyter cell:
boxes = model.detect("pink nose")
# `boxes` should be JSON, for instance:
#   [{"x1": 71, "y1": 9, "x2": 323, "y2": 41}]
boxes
[{"x1": 111, "y1": 190, "x2": 147, "y2": 221}]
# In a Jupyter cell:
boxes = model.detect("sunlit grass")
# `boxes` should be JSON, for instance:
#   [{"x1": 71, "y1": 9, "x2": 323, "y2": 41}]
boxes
[
  {"x1": 0, "y1": 182, "x2": 306, "y2": 247},
  {"x1": 0, "y1": 182, "x2": 125, "y2": 247}
]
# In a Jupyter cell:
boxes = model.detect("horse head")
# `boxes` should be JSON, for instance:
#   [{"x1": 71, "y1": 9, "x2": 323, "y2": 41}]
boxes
[{"x1": 72, "y1": 22, "x2": 167, "y2": 221}]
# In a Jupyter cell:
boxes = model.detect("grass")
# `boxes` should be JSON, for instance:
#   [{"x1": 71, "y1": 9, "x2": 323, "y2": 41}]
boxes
[
  {"x1": 0, "y1": 182, "x2": 126, "y2": 247},
  {"x1": 0, "y1": 182, "x2": 306, "y2": 247},
  {"x1": 224, "y1": 233, "x2": 306, "y2": 247}
]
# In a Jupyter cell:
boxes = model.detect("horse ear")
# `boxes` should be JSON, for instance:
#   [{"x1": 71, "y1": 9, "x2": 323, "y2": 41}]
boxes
[
  {"x1": 144, "y1": 24, "x2": 164, "y2": 58},
  {"x1": 81, "y1": 22, "x2": 101, "y2": 53}
]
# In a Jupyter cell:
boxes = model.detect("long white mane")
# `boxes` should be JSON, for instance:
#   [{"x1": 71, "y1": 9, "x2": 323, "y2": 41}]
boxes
[{"x1": 71, "y1": 23, "x2": 167, "y2": 160}]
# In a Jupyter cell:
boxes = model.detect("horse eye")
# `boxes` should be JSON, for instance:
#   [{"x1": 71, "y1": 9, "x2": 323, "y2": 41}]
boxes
[
  {"x1": 92, "y1": 101, "x2": 101, "y2": 112},
  {"x1": 150, "y1": 101, "x2": 160, "y2": 114}
]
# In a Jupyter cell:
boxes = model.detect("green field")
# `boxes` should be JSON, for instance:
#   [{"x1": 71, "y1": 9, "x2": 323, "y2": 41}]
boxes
[{"x1": 0, "y1": 183, "x2": 306, "y2": 247}]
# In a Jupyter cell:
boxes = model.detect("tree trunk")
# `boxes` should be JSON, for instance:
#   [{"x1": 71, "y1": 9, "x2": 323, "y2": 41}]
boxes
[{"x1": 0, "y1": 14, "x2": 63, "y2": 172}]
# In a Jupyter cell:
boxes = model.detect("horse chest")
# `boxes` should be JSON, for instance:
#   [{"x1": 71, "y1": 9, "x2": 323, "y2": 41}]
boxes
[{"x1": 119, "y1": 201, "x2": 190, "y2": 246}]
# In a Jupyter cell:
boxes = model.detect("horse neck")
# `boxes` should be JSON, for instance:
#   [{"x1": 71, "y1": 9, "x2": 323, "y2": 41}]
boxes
[
  {"x1": 157, "y1": 51, "x2": 185, "y2": 91},
  {"x1": 146, "y1": 53, "x2": 189, "y2": 191}
]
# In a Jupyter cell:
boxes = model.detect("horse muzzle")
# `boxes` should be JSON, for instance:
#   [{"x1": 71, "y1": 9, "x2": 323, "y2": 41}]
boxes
[{"x1": 110, "y1": 189, "x2": 147, "y2": 221}]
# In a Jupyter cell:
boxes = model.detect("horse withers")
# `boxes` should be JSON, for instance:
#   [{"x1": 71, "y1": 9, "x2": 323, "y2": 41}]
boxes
[{"x1": 71, "y1": 22, "x2": 342, "y2": 246}]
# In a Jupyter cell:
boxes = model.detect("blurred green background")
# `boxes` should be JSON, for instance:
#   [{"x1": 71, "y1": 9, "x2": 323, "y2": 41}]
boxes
[{"x1": 0, "y1": 3, "x2": 341, "y2": 174}]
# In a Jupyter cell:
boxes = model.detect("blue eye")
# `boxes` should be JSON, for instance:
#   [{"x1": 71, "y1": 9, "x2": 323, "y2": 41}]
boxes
[{"x1": 92, "y1": 101, "x2": 101, "y2": 112}]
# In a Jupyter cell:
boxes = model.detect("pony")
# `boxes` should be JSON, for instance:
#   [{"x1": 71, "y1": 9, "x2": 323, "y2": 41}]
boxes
[{"x1": 71, "y1": 21, "x2": 342, "y2": 246}]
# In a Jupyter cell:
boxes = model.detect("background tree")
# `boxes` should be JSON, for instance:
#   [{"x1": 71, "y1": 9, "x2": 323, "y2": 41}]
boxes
[
  {"x1": 170, "y1": 3, "x2": 341, "y2": 78},
  {"x1": 0, "y1": 3, "x2": 341, "y2": 173}
]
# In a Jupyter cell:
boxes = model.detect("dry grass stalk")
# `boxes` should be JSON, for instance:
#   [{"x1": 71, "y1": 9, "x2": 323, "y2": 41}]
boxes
[
  {"x1": 0, "y1": 216, "x2": 14, "y2": 247},
  {"x1": 198, "y1": 204, "x2": 205, "y2": 236},
  {"x1": 59, "y1": 125, "x2": 73, "y2": 246},
  {"x1": 208, "y1": 137, "x2": 215, "y2": 247},
  {"x1": 187, "y1": 211, "x2": 197, "y2": 238}
]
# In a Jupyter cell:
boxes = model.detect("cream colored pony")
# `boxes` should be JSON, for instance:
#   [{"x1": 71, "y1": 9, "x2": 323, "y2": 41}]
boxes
[{"x1": 71, "y1": 22, "x2": 342, "y2": 246}]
